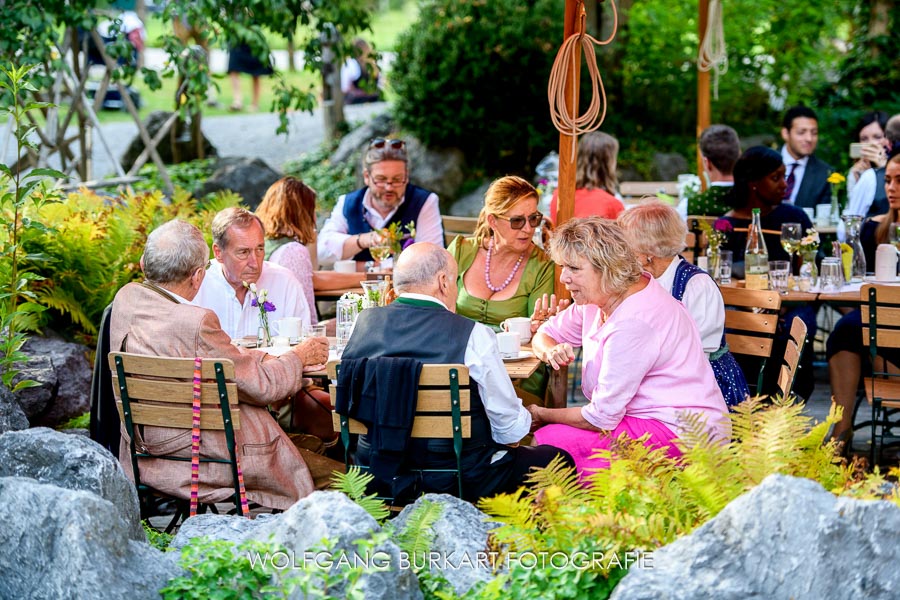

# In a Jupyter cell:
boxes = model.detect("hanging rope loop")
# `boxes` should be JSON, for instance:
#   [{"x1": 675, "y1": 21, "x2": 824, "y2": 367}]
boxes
[
  {"x1": 547, "y1": 0, "x2": 619, "y2": 161},
  {"x1": 697, "y1": 0, "x2": 728, "y2": 99}
]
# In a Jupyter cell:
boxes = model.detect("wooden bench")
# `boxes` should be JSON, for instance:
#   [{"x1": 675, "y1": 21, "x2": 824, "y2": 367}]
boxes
[{"x1": 442, "y1": 215, "x2": 478, "y2": 246}]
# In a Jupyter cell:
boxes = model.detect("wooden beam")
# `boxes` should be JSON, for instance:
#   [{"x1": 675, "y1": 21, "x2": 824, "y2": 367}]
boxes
[{"x1": 697, "y1": 0, "x2": 711, "y2": 190}]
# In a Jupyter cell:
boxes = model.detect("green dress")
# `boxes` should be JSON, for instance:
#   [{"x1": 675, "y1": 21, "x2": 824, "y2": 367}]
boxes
[{"x1": 447, "y1": 235, "x2": 555, "y2": 398}]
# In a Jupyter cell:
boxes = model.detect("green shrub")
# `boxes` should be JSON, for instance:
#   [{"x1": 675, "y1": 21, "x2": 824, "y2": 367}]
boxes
[
  {"x1": 283, "y1": 144, "x2": 358, "y2": 216},
  {"x1": 391, "y1": 0, "x2": 560, "y2": 173},
  {"x1": 132, "y1": 158, "x2": 218, "y2": 199},
  {"x1": 57, "y1": 412, "x2": 90, "y2": 430}
]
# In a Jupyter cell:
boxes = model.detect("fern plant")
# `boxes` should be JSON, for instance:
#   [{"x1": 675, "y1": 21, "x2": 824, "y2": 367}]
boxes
[{"x1": 330, "y1": 466, "x2": 391, "y2": 523}]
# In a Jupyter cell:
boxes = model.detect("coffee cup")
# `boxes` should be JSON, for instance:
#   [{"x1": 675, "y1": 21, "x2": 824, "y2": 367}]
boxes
[
  {"x1": 501, "y1": 316, "x2": 533, "y2": 344},
  {"x1": 875, "y1": 244, "x2": 899, "y2": 282},
  {"x1": 274, "y1": 317, "x2": 302, "y2": 339},
  {"x1": 334, "y1": 260, "x2": 357, "y2": 274},
  {"x1": 272, "y1": 335, "x2": 290, "y2": 347},
  {"x1": 496, "y1": 331, "x2": 521, "y2": 359},
  {"x1": 815, "y1": 204, "x2": 831, "y2": 227}
]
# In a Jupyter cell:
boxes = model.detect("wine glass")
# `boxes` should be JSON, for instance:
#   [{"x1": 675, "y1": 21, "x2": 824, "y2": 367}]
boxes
[
  {"x1": 780, "y1": 222, "x2": 802, "y2": 276},
  {"x1": 369, "y1": 244, "x2": 393, "y2": 270}
]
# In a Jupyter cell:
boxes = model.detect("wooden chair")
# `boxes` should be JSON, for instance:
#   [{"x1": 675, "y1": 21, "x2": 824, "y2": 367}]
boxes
[
  {"x1": 619, "y1": 181, "x2": 680, "y2": 206},
  {"x1": 860, "y1": 283, "x2": 900, "y2": 465},
  {"x1": 108, "y1": 352, "x2": 243, "y2": 531},
  {"x1": 720, "y1": 287, "x2": 782, "y2": 394},
  {"x1": 442, "y1": 215, "x2": 478, "y2": 247},
  {"x1": 775, "y1": 316, "x2": 808, "y2": 399},
  {"x1": 328, "y1": 360, "x2": 471, "y2": 503}
]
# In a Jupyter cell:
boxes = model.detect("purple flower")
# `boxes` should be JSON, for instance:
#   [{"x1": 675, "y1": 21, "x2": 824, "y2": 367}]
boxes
[
  {"x1": 714, "y1": 219, "x2": 733, "y2": 233},
  {"x1": 251, "y1": 298, "x2": 259, "y2": 308},
  {"x1": 402, "y1": 237, "x2": 415, "y2": 250},
  {"x1": 263, "y1": 301, "x2": 276, "y2": 313}
]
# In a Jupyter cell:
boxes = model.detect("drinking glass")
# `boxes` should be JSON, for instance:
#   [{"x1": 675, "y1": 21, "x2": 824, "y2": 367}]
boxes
[
  {"x1": 302, "y1": 323, "x2": 326, "y2": 340},
  {"x1": 769, "y1": 260, "x2": 790, "y2": 294},
  {"x1": 335, "y1": 297, "x2": 359, "y2": 355},
  {"x1": 820, "y1": 258, "x2": 843, "y2": 293},
  {"x1": 718, "y1": 250, "x2": 733, "y2": 284},
  {"x1": 369, "y1": 244, "x2": 393, "y2": 270},
  {"x1": 780, "y1": 222, "x2": 802, "y2": 275},
  {"x1": 360, "y1": 280, "x2": 388, "y2": 308},
  {"x1": 889, "y1": 223, "x2": 900, "y2": 252}
]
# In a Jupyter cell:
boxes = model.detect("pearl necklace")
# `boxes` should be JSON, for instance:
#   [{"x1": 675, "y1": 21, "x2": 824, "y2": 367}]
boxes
[{"x1": 484, "y1": 237, "x2": 525, "y2": 293}]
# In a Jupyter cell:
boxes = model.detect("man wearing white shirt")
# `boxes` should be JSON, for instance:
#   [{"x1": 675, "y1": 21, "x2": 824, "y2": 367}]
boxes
[
  {"x1": 317, "y1": 138, "x2": 444, "y2": 266},
  {"x1": 193, "y1": 207, "x2": 312, "y2": 339},
  {"x1": 780, "y1": 106, "x2": 832, "y2": 209},
  {"x1": 339, "y1": 242, "x2": 572, "y2": 501}
]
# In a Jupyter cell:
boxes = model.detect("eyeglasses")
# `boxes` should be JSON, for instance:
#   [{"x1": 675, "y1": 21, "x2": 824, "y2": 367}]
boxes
[
  {"x1": 371, "y1": 177, "x2": 408, "y2": 188},
  {"x1": 369, "y1": 138, "x2": 405, "y2": 150},
  {"x1": 496, "y1": 212, "x2": 543, "y2": 230}
]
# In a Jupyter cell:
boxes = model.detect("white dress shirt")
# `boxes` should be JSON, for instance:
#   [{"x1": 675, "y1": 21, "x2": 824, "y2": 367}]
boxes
[
  {"x1": 654, "y1": 257, "x2": 725, "y2": 355},
  {"x1": 317, "y1": 189, "x2": 443, "y2": 265},
  {"x1": 192, "y1": 260, "x2": 311, "y2": 339},
  {"x1": 845, "y1": 168, "x2": 878, "y2": 218},
  {"x1": 398, "y1": 292, "x2": 532, "y2": 444},
  {"x1": 781, "y1": 147, "x2": 809, "y2": 205}
]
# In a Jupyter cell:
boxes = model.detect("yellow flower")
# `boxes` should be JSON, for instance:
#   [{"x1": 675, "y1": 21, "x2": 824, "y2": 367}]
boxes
[{"x1": 827, "y1": 172, "x2": 847, "y2": 185}]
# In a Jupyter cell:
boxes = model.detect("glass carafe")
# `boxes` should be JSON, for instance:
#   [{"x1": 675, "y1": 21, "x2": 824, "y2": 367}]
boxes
[
  {"x1": 841, "y1": 214, "x2": 866, "y2": 282},
  {"x1": 336, "y1": 296, "x2": 360, "y2": 355}
]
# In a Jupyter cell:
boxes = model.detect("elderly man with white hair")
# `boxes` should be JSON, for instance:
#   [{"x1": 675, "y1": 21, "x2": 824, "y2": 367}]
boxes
[{"x1": 338, "y1": 242, "x2": 572, "y2": 502}]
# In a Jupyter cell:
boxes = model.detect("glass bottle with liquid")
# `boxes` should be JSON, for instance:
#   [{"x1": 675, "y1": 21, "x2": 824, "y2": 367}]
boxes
[{"x1": 745, "y1": 208, "x2": 770, "y2": 290}]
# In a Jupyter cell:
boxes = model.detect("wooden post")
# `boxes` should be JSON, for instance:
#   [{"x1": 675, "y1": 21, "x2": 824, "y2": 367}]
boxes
[{"x1": 697, "y1": 0, "x2": 711, "y2": 190}]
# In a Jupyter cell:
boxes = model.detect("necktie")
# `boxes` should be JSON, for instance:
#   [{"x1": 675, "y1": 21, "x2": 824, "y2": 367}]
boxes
[{"x1": 783, "y1": 163, "x2": 797, "y2": 201}]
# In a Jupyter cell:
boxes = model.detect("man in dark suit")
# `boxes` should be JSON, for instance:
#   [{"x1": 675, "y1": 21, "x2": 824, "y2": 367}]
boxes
[{"x1": 780, "y1": 106, "x2": 832, "y2": 209}]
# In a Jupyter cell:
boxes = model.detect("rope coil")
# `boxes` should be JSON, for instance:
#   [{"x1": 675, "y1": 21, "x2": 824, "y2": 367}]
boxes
[
  {"x1": 697, "y1": 0, "x2": 728, "y2": 100},
  {"x1": 547, "y1": 0, "x2": 618, "y2": 161}
]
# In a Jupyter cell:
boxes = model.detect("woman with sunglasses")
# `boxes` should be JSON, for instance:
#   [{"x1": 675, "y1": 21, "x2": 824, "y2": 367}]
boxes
[{"x1": 447, "y1": 176, "x2": 568, "y2": 404}]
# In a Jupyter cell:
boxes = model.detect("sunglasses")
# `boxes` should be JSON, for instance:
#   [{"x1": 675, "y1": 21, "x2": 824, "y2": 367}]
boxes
[
  {"x1": 369, "y1": 138, "x2": 406, "y2": 150},
  {"x1": 496, "y1": 212, "x2": 543, "y2": 230}
]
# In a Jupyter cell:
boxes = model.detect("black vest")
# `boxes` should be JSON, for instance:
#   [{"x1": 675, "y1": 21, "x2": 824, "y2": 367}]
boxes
[
  {"x1": 866, "y1": 167, "x2": 888, "y2": 218},
  {"x1": 342, "y1": 184, "x2": 436, "y2": 262},
  {"x1": 341, "y1": 300, "x2": 493, "y2": 450}
]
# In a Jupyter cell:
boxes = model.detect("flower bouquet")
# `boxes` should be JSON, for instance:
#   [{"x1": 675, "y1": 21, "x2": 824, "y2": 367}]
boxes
[
  {"x1": 376, "y1": 221, "x2": 417, "y2": 259},
  {"x1": 700, "y1": 218, "x2": 732, "y2": 280},
  {"x1": 244, "y1": 281, "x2": 276, "y2": 346},
  {"x1": 797, "y1": 228, "x2": 820, "y2": 291},
  {"x1": 827, "y1": 172, "x2": 847, "y2": 224}
]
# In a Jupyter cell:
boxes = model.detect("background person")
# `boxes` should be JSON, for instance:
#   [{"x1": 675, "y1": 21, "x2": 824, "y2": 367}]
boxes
[
  {"x1": 227, "y1": 43, "x2": 273, "y2": 112},
  {"x1": 318, "y1": 138, "x2": 443, "y2": 265},
  {"x1": 529, "y1": 218, "x2": 730, "y2": 481},
  {"x1": 619, "y1": 202, "x2": 749, "y2": 408},
  {"x1": 548, "y1": 131, "x2": 624, "y2": 223},
  {"x1": 845, "y1": 112, "x2": 896, "y2": 220},
  {"x1": 780, "y1": 105, "x2": 833, "y2": 209},
  {"x1": 689, "y1": 124, "x2": 741, "y2": 216},
  {"x1": 341, "y1": 38, "x2": 382, "y2": 105}
]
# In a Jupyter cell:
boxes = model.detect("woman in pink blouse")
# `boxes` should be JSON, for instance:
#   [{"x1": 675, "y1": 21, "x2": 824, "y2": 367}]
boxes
[
  {"x1": 257, "y1": 177, "x2": 365, "y2": 325},
  {"x1": 529, "y1": 217, "x2": 730, "y2": 481}
]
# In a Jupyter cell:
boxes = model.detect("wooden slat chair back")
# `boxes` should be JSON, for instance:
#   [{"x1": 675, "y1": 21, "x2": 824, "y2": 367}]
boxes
[
  {"x1": 619, "y1": 181, "x2": 679, "y2": 206},
  {"x1": 720, "y1": 287, "x2": 782, "y2": 393},
  {"x1": 442, "y1": 216, "x2": 479, "y2": 247},
  {"x1": 328, "y1": 360, "x2": 471, "y2": 501},
  {"x1": 860, "y1": 283, "x2": 900, "y2": 464},
  {"x1": 686, "y1": 215, "x2": 715, "y2": 265},
  {"x1": 108, "y1": 352, "x2": 243, "y2": 524},
  {"x1": 776, "y1": 317, "x2": 808, "y2": 399}
]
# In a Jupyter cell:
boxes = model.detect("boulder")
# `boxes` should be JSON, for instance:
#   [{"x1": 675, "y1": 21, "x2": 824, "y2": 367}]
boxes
[
  {"x1": 16, "y1": 334, "x2": 93, "y2": 428},
  {"x1": 171, "y1": 512, "x2": 279, "y2": 550},
  {"x1": 448, "y1": 180, "x2": 491, "y2": 217},
  {"x1": 253, "y1": 491, "x2": 422, "y2": 600},
  {"x1": 611, "y1": 474, "x2": 900, "y2": 600},
  {"x1": 120, "y1": 110, "x2": 218, "y2": 172},
  {"x1": 394, "y1": 494, "x2": 499, "y2": 595},
  {"x1": 0, "y1": 386, "x2": 29, "y2": 435},
  {"x1": 329, "y1": 112, "x2": 395, "y2": 166},
  {"x1": 651, "y1": 152, "x2": 689, "y2": 181},
  {"x1": 405, "y1": 138, "x2": 466, "y2": 206},
  {"x1": 196, "y1": 157, "x2": 282, "y2": 210},
  {"x1": 0, "y1": 477, "x2": 179, "y2": 600},
  {"x1": 0, "y1": 427, "x2": 144, "y2": 541}
]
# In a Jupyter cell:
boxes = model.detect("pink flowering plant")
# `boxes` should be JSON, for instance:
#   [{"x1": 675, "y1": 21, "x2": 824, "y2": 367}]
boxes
[
  {"x1": 244, "y1": 281, "x2": 276, "y2": 345},
  {"x1": 702, "y1": 218, "x2": 733, "y2": 253}
]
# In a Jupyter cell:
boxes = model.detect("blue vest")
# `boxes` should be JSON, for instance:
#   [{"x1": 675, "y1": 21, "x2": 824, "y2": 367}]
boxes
[
  {"x1": 342, "y1": 184, "x2": 436, "y2": 261},
  {"x1": 341, "y1": 300, "x2": 493, "y2": 451}
]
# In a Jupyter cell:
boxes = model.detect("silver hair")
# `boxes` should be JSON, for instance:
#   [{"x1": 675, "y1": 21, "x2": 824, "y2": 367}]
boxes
[
  {"x1": 143, "y1": 220, "x2": 210, "y2": 284},
  {"x1": 393, "y1": 244, "x2": 451, "y2": 293},
  {"x1": 211, "y1": 207, "x2": 264, "y2": 249},
  {"x1": 617, "y1": 201, "x2": 688, "y2": 258},
  {"x1": 362, "y1": 144, "x2": 409, "y2": 172}
]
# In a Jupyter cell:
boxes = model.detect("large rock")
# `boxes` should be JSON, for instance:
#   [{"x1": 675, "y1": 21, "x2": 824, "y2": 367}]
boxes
[
  {"x1": 651, "y1": 152, "x2": 689, "y2": 181},
  {"x1": 611, "y1": 474, "x2": 900, "y2": 600},
  {"x1": 405, "y1": 138, "x2": 466, "y2": 206},
  {"x1": 196, "y1": 157, "x2": 282, "y2": 210},
  {"x1": 329, "y1": 112, "x2": 395, "y2": 166},
  {"x1": 0, "y1": 427, "x2": 144, "y2": 541},
  {"x1": 254, "y1": 491, "x2": 422, "y2": 600},
  {"x1": 0, "y1": 477, "x2": 179, "y2": 600},
  {"x1": 15, "y1": 334, "x2": 92, "y2": 427},
  {"x1": 0, "y1": 386, "x2": 29, "y2": 435},
  {"x1": 394, "y1": 494, "x2": 499, "y2": 595},
  {"x1": 448, "y1": 180, "x2": 491, "y2": 217},
  {"x1": 120, "y1": 110, "x2": 218, "y2": 172},
  {"x1": 171, "y1": 512, "x2": 278, "y2": 550}
]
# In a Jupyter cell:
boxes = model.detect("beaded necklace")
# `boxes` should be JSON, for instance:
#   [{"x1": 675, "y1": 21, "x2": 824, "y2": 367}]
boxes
[{"x1": 484, "y1": 237, "x2": 526, "y2": 293}]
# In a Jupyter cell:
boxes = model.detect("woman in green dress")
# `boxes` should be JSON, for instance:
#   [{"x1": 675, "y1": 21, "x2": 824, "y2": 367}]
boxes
[{"x1": 447, "y1": 176, "x2": 569, "y2": 404}]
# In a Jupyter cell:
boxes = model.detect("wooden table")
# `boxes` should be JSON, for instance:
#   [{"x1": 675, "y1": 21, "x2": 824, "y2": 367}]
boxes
[
  {"x1": 313, "y1": 287, "x2": 364, "y2": 301},
  {"x1": 718, "y1": 280, "x2": 863, "y2": 305}
]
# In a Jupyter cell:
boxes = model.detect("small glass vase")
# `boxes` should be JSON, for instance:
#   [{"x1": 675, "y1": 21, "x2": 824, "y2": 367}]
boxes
[
  {"x1": 830, "y1": 191, "x2": 841, "y2": 225},
  {"x1": 798, "y1": 250, "x2": 818, "y2": 291},
  {"x1": 705, "y1": 246, "x2": 720, "y2": 280},
  {"x1": 257, "y1": 324, "x2": 272, "y2": 348}
]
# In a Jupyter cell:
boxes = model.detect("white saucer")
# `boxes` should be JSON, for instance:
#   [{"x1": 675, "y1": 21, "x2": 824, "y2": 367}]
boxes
[{"x1": 502, "y1": 350, "x2": 534, "y2": 362}]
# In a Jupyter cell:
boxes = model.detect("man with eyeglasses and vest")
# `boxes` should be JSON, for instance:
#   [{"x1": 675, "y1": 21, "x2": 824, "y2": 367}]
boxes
[{"x1": 318, "y1": 138, "x2": 444, "y2": 266}]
